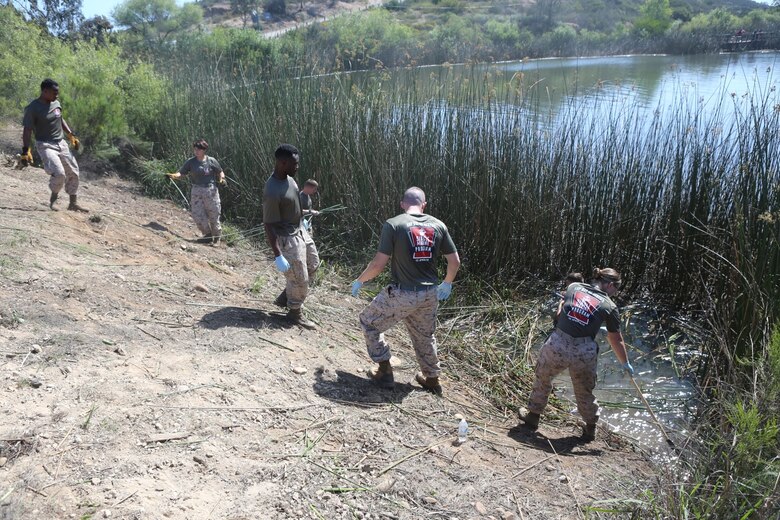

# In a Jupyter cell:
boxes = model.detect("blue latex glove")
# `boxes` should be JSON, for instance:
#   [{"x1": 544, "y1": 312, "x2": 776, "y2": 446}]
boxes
[
  {"x1": 274, "y1": 255, "x2": 290, "y2": 272},
  {"x1": 351, "y1": 280, "x2": 363, "y2": 297},
  {"x1": 622, "y1": 361, "x2": 635, "y2": 376},
  {"x1": 437, "y1": 281, "x2": 452, "y2": 301}
]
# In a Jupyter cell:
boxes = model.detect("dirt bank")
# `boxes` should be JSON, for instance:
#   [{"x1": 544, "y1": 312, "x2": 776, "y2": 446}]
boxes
[{"x1": 0, "y1": 133, "x2": 654, "y2": 519}]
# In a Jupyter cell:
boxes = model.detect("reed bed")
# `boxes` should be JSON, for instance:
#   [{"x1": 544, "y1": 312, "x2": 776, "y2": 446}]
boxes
[{"x1": 146, "y1": 61, "x2": 779, "y2": 353}]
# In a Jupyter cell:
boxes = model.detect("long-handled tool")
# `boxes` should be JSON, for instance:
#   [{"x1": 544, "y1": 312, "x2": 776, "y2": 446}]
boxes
[{"x1": 629, "y1": 375, "x2": 676, "y2": 449}]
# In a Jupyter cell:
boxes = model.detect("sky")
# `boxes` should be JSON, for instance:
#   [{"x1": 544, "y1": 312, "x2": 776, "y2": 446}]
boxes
[{"x1": 81, "y1": 0, "x2": 186, "y2": 21}]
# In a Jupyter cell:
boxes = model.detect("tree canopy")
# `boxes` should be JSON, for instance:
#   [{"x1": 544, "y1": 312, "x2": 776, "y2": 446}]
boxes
[{"x1": 112, "y1": 0, "x2": 203, "y2": 49}]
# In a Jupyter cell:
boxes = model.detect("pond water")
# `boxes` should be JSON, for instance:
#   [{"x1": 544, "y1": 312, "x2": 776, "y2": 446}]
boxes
[{"x1": 402, "y1": 51, "x2": 780, "y2": 126}]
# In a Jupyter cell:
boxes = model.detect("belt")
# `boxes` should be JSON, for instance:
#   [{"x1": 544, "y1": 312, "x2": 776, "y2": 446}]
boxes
[
  {"x1": 554, "y1": 329, "x2": 595, "y2": 342},
  {"x1": 392, "y1": 283, "x2": 435, "y2": 292}
]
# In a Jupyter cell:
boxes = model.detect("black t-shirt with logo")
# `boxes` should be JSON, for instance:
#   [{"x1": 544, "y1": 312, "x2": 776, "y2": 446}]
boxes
[{"x1": 556, "y1": 282, "x2": 620, "y2": 339}]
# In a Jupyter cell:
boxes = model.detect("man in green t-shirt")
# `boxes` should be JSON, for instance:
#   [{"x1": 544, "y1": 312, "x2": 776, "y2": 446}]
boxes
[
  {"x1": 351, "y1": 187, "x2": 460, "y2": 395},
  {"x1": 21, "y1": 79, "x2": 87, "y2": 212},
  {"x1": 263, "y1": 144, "x2": 319, "y2": 330}
]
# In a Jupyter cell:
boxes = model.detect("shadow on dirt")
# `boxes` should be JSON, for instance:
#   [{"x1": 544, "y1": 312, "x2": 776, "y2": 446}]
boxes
[
  {"x1": 0, "y1": 205, "x2": 48, "y2": 212},
  {"x1": 313, "y1": 368, "x2": 414, "y2": 407},
  {"x1": 506, "y1": 424, "x2": 604, "y2": 456},
  {"x1": 197, "y1": 306, "x2": 288, "y2": 330}
]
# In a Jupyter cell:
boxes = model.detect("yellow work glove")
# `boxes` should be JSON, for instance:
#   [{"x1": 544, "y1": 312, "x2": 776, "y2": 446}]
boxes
[
  {"x1": 166, "y1": 172, "x2": 180, "y2": 180},
  {"x1": 20, "y1": 147, "x2": 33, "y2": 167},
  {"x1": 66, "y1": 132, "x2": 80, "y2": 151},
  {"x1": 218, "y1": 176, "x2": 227, "y2": 186}
]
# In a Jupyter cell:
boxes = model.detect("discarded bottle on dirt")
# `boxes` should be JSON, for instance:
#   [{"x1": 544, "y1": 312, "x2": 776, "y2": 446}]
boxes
[{"x1": 457, "y1": 418, "x2": 468, "y2": 444}]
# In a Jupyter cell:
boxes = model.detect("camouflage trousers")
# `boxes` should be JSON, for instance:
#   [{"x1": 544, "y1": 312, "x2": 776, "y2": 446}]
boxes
[
  {"x1": 190, "y1": 185, "x2": 222, "y2": 238},
  {"x1": 359, "y1": 286, "x2": 441, "y2": 378},
  {"x1": 37, "y1": 140, "x2": 80, "y2": 195},
  {"x1": 278, "y1": 228, "x2": 319, "y2": 310},
  {"x1": 528, "y1": 330, "x2": 599, "y2": 425}
]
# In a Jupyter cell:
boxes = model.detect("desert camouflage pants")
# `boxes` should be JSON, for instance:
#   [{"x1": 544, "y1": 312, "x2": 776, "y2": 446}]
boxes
[
  {"x1": 528, "y1": 330, "x2": 599, "y2": 425},
  {"x1": 359, "y1": 286, "x2": 441, "y2": 378},
  {"x1": 37, "y1": 140, "x2": 80, "y2": 195},
  {"x1": 190, "y1": 185, "x2": 222, "y2": 238},
  {"x1": 278, "y1": 228, "x2": 319, "y2": 310}
]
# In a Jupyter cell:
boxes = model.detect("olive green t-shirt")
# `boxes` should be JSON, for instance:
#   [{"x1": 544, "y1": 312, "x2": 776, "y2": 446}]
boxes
[
  {"x1": 556, "y1": 282, "x2": 621, "y2": 339},
  {"x1": 263, "y1": 174, "x2": 301, "y2": 236},
  {"x1": 22, "y1": 99, "x2": 64, "y2": 143},
  {"x1": 299, "y1": 192, "x2": 312, "y2": 213},
  {"x1": 179, "y1": 156, "x2": 222, "y2": 187},
  {"x1": 377, "y1": 213, "x2": 457, "y2": 289}
]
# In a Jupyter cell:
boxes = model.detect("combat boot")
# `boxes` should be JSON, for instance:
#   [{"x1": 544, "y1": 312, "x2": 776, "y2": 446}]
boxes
[
  {"x1": 286, "y1": 308, "x2": 316, "y2": 330},
  {"x1": 415, "y1": 372, "x2": 443, "y2": 396},
  {"x1": 581, "y1": 423, "x2": 597, "y2": 442},
  {"x1": 367, "y1": 360, "x2": 394, "y2": 389},
  {"x1": 273, "y1": 289, "x2": 288, "y2": 308},
  {"x1": 67, "y1": 194, "x2": 88, "y2": 213},
  {"x1": 518, "y1": 409, "x2": 540, "y2": 431},
  {"x1": 49, "y1": 192, "x2": 58, "y2": 210}
]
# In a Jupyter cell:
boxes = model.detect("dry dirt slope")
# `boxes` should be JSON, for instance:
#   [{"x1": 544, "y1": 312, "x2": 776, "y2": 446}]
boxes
[{"x1": 0, "y1": 156, "x2": 654, "y2": 519}]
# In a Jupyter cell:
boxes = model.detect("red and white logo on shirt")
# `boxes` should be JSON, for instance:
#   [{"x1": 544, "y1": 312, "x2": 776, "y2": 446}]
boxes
[
  {"x1": 408, "y1": 226, "x2": 435, "y2": 261},
  {"x1": 566, "y1": 291, "x2": 600, "y2": 326},
  {"x1": 53, "y1": 107, "x2": 62, "y2": 118}
]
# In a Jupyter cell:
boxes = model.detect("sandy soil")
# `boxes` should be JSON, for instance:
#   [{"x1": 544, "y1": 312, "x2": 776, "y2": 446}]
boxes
[{"x1": 0, "y1": 129, "x2": 654, "y2": 519}]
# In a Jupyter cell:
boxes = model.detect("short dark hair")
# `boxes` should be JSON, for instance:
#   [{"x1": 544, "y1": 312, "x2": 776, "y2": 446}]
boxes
[
  {"x1": 41, "y1": 79, "x2": 59, "y2": 91},
  {"x1": 304, "y1": 179, "x2": 318, "y2": 188},
  {"x1": 275, "y1": 144, "x2": 299, "y2": 159},
  {"x1": 193, "y1": 138, "x2": 208, "y2": 150},
  {"x1": 565, "y1": 272, "x2": 584, "y2": 284}
]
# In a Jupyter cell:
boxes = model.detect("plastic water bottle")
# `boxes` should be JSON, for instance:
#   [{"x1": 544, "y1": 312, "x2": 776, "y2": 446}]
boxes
[{"x1": 457, "y1": 418, "x2": 468, "y2": 444}]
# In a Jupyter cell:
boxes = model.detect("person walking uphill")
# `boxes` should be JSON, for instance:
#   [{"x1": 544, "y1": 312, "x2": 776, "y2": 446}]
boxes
[
  {"x1": 167, "y1": 139, "x2": 225, "y2": 245},
  {"x1": 22, "y1": 79, "x2": 87, "y2": 212},
  {"x1": 264, "y1": 144, "x2": 319, "y2": 330},
  {"x1": 351, "y1": 187, "x2": 460, "y2": 395},
  {"x1": 519, "y1": 268, "x2": 634, "y2": 442}
]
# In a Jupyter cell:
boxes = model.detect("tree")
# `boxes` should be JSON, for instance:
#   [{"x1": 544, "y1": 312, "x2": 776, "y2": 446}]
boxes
[
  {"x1": 79, "y1": 15, "x2": 113, "y2": 46},
  {"x1": 112, "y1": 0, "x2": 202, "y2": 49},
  {"x1": 634, "y1": 0, "x2": 673, "y2": 36},
  {"x1": 20, "y1": 0, "x2": 84, "y2": 38},
  {"x1": 265, "y1": 0, "x2": 285, "y2": 17},
  {"x1": 520, "y1": 0, "x2": 561, "y2": 35},
  {"x1": 231, "y1": 0, "x2": 260, "y2": 28}
]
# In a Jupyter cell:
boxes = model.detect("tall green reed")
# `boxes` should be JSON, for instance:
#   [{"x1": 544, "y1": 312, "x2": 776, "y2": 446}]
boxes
[{"x1": 145, "y1": 59, "x2": 779, "y2": 354}]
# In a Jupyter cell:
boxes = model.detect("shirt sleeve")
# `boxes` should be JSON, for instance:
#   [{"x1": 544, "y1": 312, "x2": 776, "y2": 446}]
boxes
[
  {"x1": 377, "y1": 222, "x2": 395, "y2": 256},
  {"x1": 178, "y1": 158, "x2": 191, "y2": 176},
  {"x1": 211, "y1": 158, "x2": 222, "y2": 173},
  {"x1": 263, "y1": 188, "x2": 281, "y2": 224},
  {"x1": 603, "y1": 303, "x2": 621, "y2": 333},
  {"x1": 22, "y1": 106, "x2": 34, "y2": 129},
  {"x1": 438, "y1": 225, "x2": 457, "y2": 255}
]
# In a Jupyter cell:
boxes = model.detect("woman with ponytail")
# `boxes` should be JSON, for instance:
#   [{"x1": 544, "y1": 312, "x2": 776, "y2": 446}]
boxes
[{"x1": 519, "y1": 267, "x2": 633, "y2": 442}]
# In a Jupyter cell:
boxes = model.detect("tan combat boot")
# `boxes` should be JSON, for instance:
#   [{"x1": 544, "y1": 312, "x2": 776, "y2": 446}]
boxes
[
  {"x1": 581, "y1": 423, "x2": 597, "y2": 442},
  {"x1": 518, "y1": 409, "x2": 540, "y2": 431},
  {"x1": 367, "y1": 360, "x2": 394, "y2": 389},
  {"x1": 415, "y1": 372, "x2": 442, "y2": 396},
  {"x1": 67, "y1": 194, "x2": 89, "y2": 213},
  {"x1": 286, "y1": 307, "x2": 316, "y2": 330}
]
